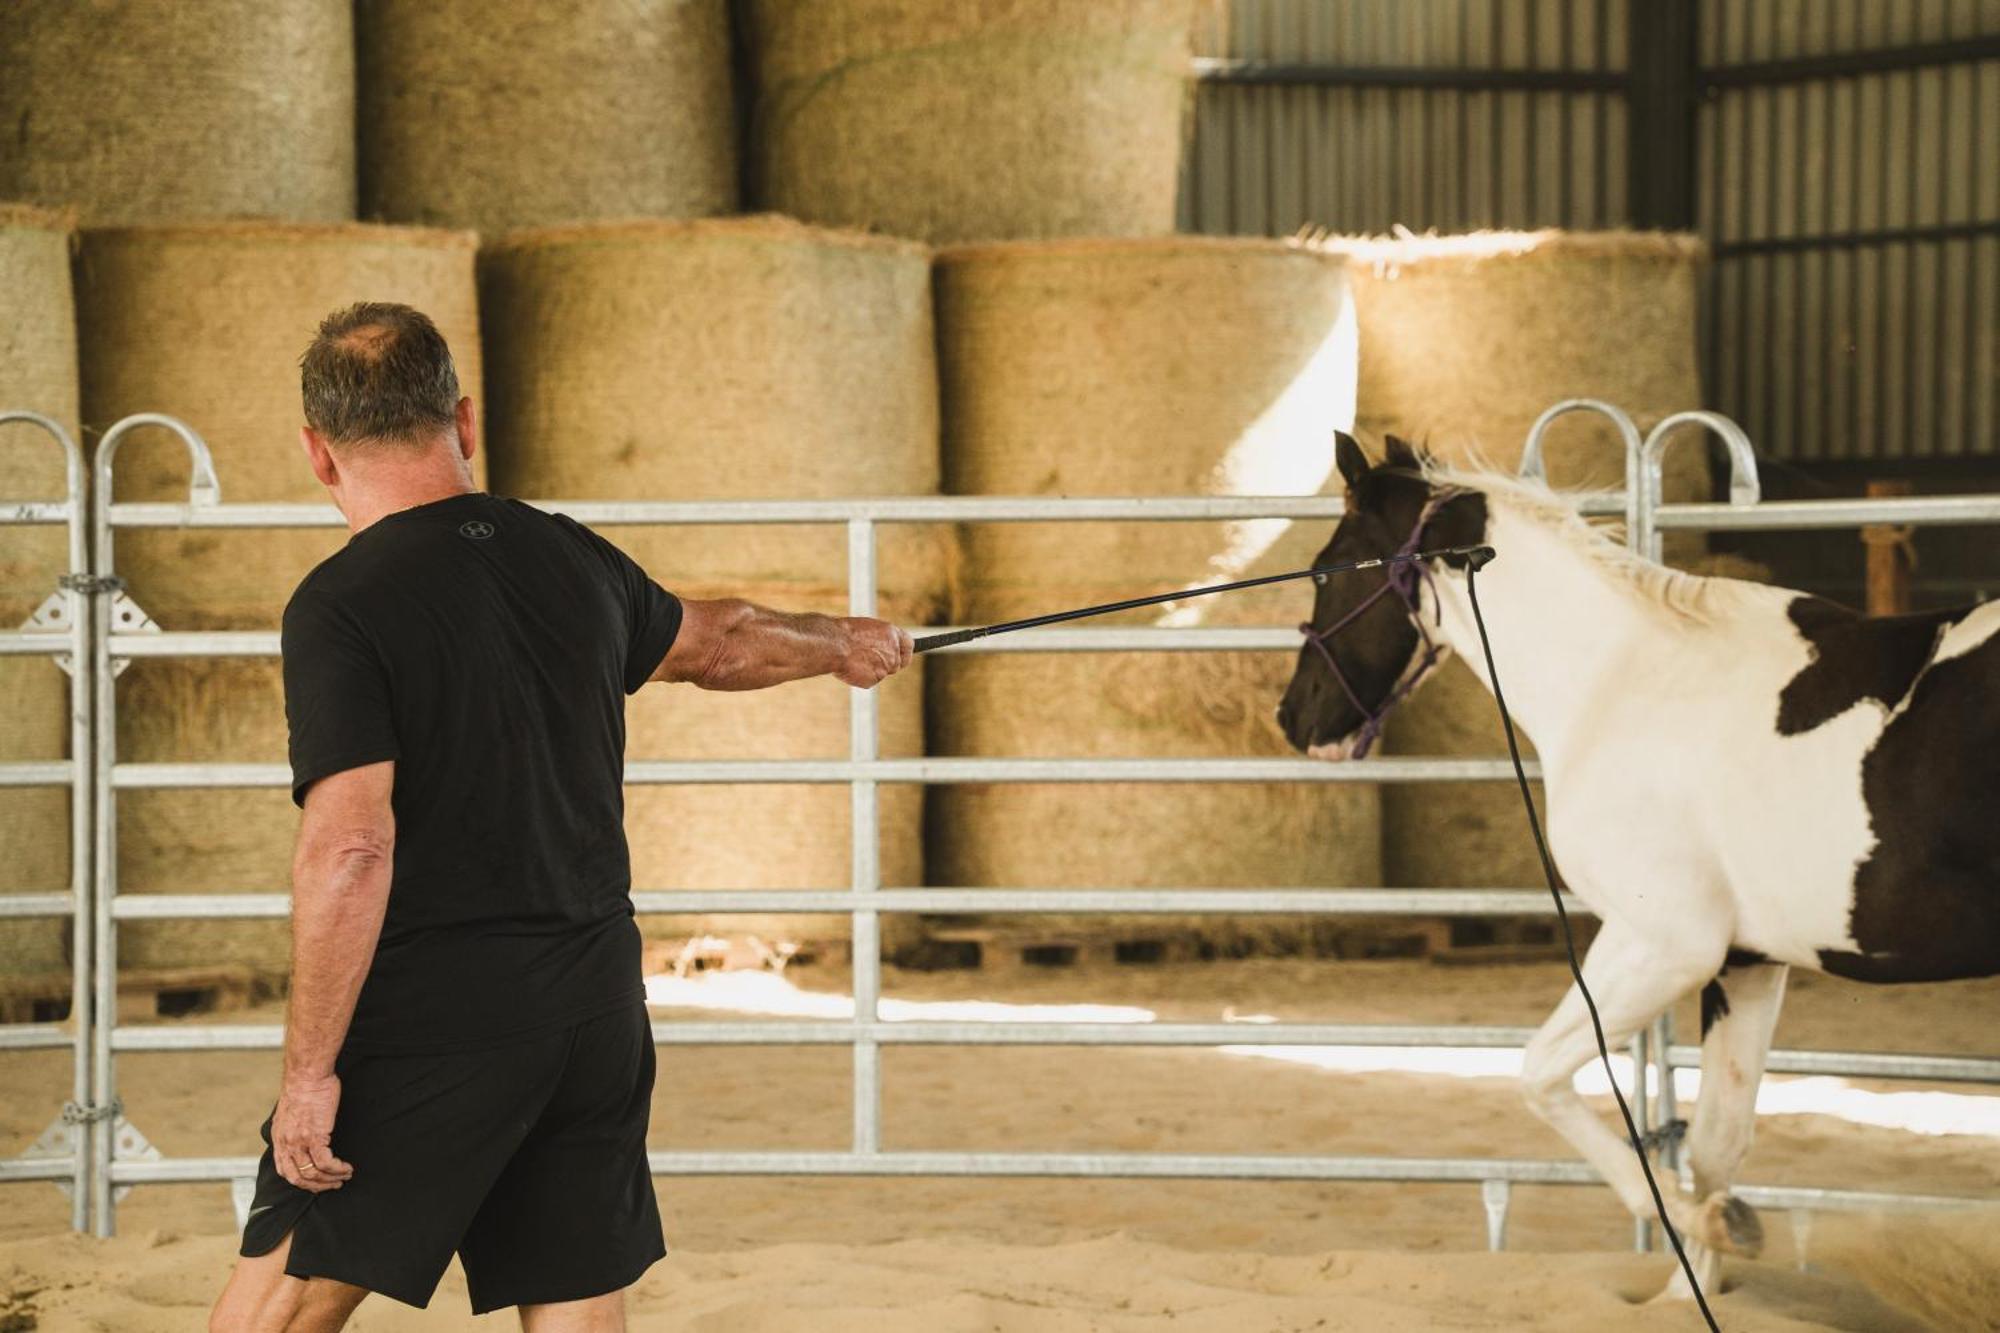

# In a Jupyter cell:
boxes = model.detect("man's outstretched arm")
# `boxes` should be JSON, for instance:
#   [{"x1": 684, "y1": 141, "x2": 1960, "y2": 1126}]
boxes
[
  {"x1": 651, "y1": 598, "x2": 912, "y2": 691},
  {"x1": 273, "y1": 759, "x2": 396, "y2": 1194}
]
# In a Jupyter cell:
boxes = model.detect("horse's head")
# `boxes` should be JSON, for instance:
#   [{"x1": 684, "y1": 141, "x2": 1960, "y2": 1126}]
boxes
[{"x1": 1276, "y1": 433, "x2": 1488, "y2": 759}]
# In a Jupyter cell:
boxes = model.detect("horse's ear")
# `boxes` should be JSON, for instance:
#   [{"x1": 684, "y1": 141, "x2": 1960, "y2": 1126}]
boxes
[
  {"x1": 1383, "y1": 434, "x2": 1420, "y2": 470},
  {"x1": 1334, "y1": 431, "x2": 1370, "y2": 489}
]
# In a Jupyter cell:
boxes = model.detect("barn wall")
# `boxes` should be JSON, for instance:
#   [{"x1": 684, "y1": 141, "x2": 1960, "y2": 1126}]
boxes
[{"x1": 1180, "y1": 0, "x2": 2000, "y2": 466}]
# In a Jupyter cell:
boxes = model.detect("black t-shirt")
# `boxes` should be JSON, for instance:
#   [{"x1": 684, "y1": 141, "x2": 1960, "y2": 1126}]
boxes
[{"x1": 281, "y1": 492, "x2": 682, "y2": 1054}]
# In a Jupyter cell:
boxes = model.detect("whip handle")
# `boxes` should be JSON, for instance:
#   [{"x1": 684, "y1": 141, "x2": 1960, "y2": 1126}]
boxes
[{"x1": 912, "y1": 628, "x2": 982, "y2": 654}]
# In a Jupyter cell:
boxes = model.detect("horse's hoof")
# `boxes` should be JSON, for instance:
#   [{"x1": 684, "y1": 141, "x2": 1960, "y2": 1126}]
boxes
[{"x1": 1691, "y1": 1192, "x2": 1763, "y2": 1259}]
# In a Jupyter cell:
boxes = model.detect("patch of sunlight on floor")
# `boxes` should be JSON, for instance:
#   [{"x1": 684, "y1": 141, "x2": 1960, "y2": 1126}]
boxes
[{"x1": 645, "y1": 973, "x2": 2000, "y2": 1139}]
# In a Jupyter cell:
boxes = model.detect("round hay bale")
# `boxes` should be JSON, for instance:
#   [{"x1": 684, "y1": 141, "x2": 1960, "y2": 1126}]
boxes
[
  {"x1": 0, "y1": 204, "x2": 78, "y2": 979},
  {"x1": 744, "y1": 0, "x2": 1195, "y2": 244},
  {"x1": 356, "y1": 0, "x2": 738, "y2": 233},
  {"x1": 0, "y1": 1, "x2": 354, "y2": 224},
  {"x1": 481, "y1": 217, "x2": 946, "y2": 945},
  {"x1": 1320, "y1": 230, "x2": 1708, "y2": 892},
  {"x1": 74, "y1": 222, "x2": 483, "y2": 977},
  {"x1": 931, "y1": 237, "x2": 1377, "y2": 950}
]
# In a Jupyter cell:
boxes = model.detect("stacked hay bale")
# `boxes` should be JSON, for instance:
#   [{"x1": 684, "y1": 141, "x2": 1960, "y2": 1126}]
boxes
[
  {"x1": 1321, "y1": 231, "x2": 1707, "y2": 893},
  {"x1": 0, "y1": 0, "x2": 354, "y2": 223},
  {"x1": 480, "y1": 217, "x2": 946, "y2": 948},
  {"x1": 0, "y1": 205, "x2": 79, "y2": 981},
  {"x1": 930, "y1": 237, "x2": 1377, "y2": 953},
  {"x1": 74, "y1": 223, "x2": 481, "y2": 974},
  {"x1": 743, "y1": 0, "x2": 1196, "y2": 244},
  {"x1": 355, "y1": 0, "x2": 738, "y2": 233}
]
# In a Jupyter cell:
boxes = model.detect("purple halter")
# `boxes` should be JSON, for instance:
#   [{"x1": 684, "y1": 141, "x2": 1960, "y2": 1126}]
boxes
[{"x1": 1296, "y1": 494, "x2": 1457, "y2": 759}]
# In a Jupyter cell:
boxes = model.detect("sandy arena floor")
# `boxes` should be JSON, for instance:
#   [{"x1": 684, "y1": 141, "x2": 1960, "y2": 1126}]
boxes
[{"x1": 2, "y1": 958, "x2": 1997, "y2": 1329}]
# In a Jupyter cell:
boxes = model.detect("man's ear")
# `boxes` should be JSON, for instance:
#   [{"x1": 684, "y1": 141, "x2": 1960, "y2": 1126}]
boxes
[
  {"x1": 454, "y1": 395, "x2": 478, "y2": 463},
  {"x1": 299, "y1": 426, "x2": 339, "y2": 489},
  {"x1": 1334, "y1": 431, "x2": 1370, "y2": 489}
]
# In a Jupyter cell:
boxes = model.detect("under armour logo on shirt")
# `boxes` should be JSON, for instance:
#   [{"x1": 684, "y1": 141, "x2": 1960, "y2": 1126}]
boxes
[{"x1": 459, "y1": 520, "x2": 495, "y2": 540}]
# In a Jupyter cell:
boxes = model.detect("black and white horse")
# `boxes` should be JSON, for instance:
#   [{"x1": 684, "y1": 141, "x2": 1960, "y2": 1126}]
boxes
[{"x1": 1278, "y1": 435, "x2": 2000, "y2": 1299}]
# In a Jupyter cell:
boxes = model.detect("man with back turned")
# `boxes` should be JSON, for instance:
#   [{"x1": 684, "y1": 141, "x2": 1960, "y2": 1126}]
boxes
[{"x1": 209, "y1": 302, "x2": 912, "y2": 1331}]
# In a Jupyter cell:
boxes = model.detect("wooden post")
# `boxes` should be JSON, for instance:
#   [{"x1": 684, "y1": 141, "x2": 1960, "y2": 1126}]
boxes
[{"x1": 1862, "y1": 479, "x2": 1914, "y2": 616}]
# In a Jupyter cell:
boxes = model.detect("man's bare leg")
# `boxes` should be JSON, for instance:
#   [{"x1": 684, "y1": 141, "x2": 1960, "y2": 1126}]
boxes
[
  {"x1": 520, "y1": 1291, "x2": 626, "y2": 1332},
  {"x1": 210, "y1": 1230, "x2": 369, "y2": 1333}
]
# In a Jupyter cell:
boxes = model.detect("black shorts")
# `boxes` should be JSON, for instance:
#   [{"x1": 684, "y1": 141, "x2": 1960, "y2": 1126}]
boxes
[{"x1": 239, "y1": 998, "x2": 664, "y2": 1312}]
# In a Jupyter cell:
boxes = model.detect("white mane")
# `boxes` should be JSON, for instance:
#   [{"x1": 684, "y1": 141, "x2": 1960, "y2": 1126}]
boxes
[{"x1": 1422, "y1": 463, "x2": 1767, "y2": 626}]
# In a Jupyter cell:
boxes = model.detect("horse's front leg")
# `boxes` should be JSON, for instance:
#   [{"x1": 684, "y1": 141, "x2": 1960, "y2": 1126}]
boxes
[
  {"x1": 1518, "y1": 921, "x2": 1726, "y2": 1257},
  {"x1": 1654, "y1": 957, "x2": 1790, "y2": 1303}
]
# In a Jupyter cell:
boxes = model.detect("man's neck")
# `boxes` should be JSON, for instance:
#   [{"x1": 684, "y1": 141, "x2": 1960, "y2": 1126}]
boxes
[{"x1": 340, "y1": 465, "x2": 478, "y2": 535}]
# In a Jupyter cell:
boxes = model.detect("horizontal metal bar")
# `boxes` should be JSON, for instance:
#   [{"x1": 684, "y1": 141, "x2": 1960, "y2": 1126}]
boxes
[
  {"x1": 109, "y1": 1021, "x2": 1999, "y2": 1096},
  {"x1": 112, "y1": 1021, "x2": 1548, "y2": 1052},
  {"x1": 99, "y1": 1151, "x2": 1992, "y2": 1211},
  {"x1": 110, "y1": 495, "x2": 1361, "y2": 529},
  {"x1": 113, "y1": 631, "x2": 279, "y2": 658},
  {"x1": 111, "y1": 894, "x2": 291, "y2": 919},
  {"x1": 115, "y1": 627, "x2": 1318, "y2": 660},
  {"x1": 1667, "y1": 1045, "x2": 2000, "y2": 1085},
  {"x1": 103, "y1": 494, "x2": 2000, "y2": 549},
  {"x1": 1732, "y1": 1184, "x2": 1989, "y2": 1213},
  {"x1": 0, "y1": 1157, "x2": 78, "y2": 1183},
  {"x1": 0, "y1": 502, "x2": 72, "y2": 526},
  {"x1": 0, "y1": 893, "x2": 75, "y2": 919},
  {"x1": 1657, "y1": 496, "x2": 2000, "y2": 531},
  {"x1": 0, "y1": 1024, "x2": 74, "y2": 1051},
  {"x1": 644, "y1": 1151, "x2": 1605, "y2": 1184},
  {"x1": 112, "y1": 757, "x2": 1540, "y2": 790},
  {"x1": 106, "y1": 1150, "x2": 1601, "y2": 1186},
  {"x1": 108, "y1": 1155, "x2": 259, "y2": 1183},
  {"x1": 114, "y1": 1024, "x2": 283, "y2": 1051},
  {"x1": 631, "y1": 888, "x2": 1579, "y2": 917},
  {"x1": 1192, "y1": 57, "x2": 1628, "y2": 93},
  {"x1": 0, "y1": 761, "x2": 74, "y2": 788},
  {"x1": 886, "y1": 1023, "x2": 1540, "y2": 1048},
  {"x1": 112, "y1": 888, "x2": 1581, "y2": 920},
  {"x1": 1714, "y1": 221, "x2": 2000, "y2": 260},
  {"x1": 1703, "y1": 34, "x2": 2000, "y2": 89},
  {"x1": 0, "y1": 632, "x2": 73, "y2": 657}
]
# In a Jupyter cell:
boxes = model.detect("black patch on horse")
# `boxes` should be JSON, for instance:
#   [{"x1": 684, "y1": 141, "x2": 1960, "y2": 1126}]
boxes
[
  {"x1": 1698, "y1": 950, "x2": 1768, "y2": 1039},
  {"x1": 1699, "y1": 980, "x2": 1729, "y2": 1039},
  {"x1": 1817, "y1": 617, "x2": 2000, "y2": 983},
  {"x1": 1775, "y1": 597, "x2": 1966, "y2": 735}
]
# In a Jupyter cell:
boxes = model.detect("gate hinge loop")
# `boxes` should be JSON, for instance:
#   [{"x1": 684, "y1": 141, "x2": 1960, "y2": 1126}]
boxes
[
  {"x1": 58, "y1": 574, "x2": 126, "y2": 596},
  {"x1": 61, "y1": 1098, "x2": 123, "y2": 1125}
]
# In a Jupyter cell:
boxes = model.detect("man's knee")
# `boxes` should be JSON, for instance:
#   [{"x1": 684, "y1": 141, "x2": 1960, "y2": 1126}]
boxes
[
  {"x1": 519, "y1": 1289, "x2": 627, "y2": 1332},
  {"x1": 212, "y1": 1239, "x2": 368, "y2": 1333}
]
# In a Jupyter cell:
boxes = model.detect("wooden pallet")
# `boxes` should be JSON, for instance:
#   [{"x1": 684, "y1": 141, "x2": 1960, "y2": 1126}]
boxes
[
  {"x1": 114, "y1": 965, "x2": 259, "y2": 1022},
  {"x1": 0, "y1": 970, "x2": 73, "y2": 1025},
  {"x1": 640, "y1": 934, "x2": 848, "y2": 977},
  {"x1": 899, "y1": 917, "x2": 1473, "y2": 971},
  {"x1": 912, "y1": 926, "x2": 1209, "y2": 972},
  {"x1": 0, "y1": 963, "x2": 265, "y2": 1024}
]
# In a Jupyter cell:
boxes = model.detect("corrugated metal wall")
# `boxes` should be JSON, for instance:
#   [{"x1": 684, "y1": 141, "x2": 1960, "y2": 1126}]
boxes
[
  {"x1": 1184, "y1": 0, "x2": 1628, "y2": 235},
  {"x1": 1701, "y1": 0, "x2": 1999, "y2": 463},
  {"x1": 1182, "y1": 0, "x2": 2000, "y2": 464}
]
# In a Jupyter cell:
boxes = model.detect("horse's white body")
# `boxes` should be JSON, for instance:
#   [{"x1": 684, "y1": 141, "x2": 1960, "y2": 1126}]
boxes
[{"x1": 1401, "y1": 474, "x2": 2000, "y2": 1296}]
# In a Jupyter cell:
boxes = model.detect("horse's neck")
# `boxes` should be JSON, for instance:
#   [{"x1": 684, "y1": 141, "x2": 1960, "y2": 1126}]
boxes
[{"x1": 1427, "y1": 502, "x2": 1667, "y2": 764}]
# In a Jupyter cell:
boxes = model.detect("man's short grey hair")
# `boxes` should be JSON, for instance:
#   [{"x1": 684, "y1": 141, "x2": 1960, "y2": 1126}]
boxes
[{"x1": 300, "y1": 302, "x2": 461, "y2": 447}]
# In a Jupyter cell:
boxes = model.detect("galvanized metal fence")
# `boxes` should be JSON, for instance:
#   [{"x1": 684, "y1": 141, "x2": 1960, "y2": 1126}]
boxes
[{"x1": 5, "y1": 401, "x2": 1997, "y2": 1250}]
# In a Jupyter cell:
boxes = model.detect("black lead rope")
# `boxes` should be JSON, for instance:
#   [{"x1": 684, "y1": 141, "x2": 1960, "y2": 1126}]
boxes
[{"x1": 1465, "y1": 563, "x2": 1723, "y2": 1332}]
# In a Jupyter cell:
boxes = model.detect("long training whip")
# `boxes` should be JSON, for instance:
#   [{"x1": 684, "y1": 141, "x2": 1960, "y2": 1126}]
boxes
[
  {"x1": 910, "y1": 546, "x2": 1723, "y2": 1331},
  {"x1": 911, "y1": 545, "x2": 1496, "y2": 654}
]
